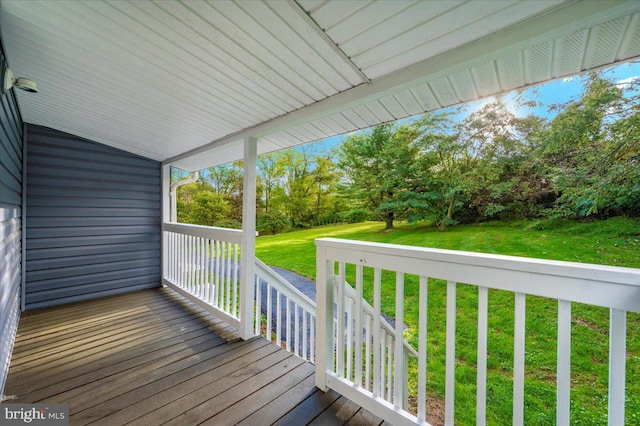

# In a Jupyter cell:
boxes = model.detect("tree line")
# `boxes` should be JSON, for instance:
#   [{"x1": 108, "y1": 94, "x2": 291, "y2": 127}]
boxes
[{"x1": 175, "y1": 72, "x2": 640, "y2": 233}]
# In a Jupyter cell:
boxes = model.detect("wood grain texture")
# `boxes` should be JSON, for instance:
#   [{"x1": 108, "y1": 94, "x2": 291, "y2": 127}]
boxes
[{"x1": 5, "y1": 288, "x2": 380, "y2": 425}]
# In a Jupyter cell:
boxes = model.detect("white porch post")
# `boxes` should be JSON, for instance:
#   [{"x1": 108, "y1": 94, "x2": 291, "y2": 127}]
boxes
[
  {"x1": 240, "y1": 136, "x2": 257, "y2": 340},
  {"x1": 161, "y1": 164, "x2": 171, "y2": 283}
]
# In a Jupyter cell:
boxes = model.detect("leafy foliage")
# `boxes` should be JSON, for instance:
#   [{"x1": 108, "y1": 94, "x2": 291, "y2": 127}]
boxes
[{"x1": 176, "y1": 70, "x2": 640, "y2": 232}]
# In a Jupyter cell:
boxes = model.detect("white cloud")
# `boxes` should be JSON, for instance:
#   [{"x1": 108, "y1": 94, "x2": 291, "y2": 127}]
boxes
[{"x1": 615, "y1": 76, "x2": 639, "y2": 88}]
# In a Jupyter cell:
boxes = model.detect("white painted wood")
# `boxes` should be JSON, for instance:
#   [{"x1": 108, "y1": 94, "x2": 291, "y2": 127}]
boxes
[
  {"x1": 386, "y1": 333, "x2": 393, "y2": 401},
  {"x1": 418, "y1": 275, "x2": 428, "y2": 422},
  {"x1": 394, "y1": 272, "x2": 405, "y2": 407},
  {"x1": 355, "y1": 264, "x2": 364, "y2": 387},
  {"x1": 557, "y1": 300, "x2": 572, "y2": 426},
  {"x1": 315, "y1": 238, "x2": 640, "y2": 313},
  {"x1": 239, "y1": 136, "x2": 257, "y2": 340},
  {"x1": 313, "y1": 236, "x2": 639, "y2": 426},
  {"x1": 315, "y1": 244, "x2": 334, "y2": 391},
  {"x1": 254, "y1": 275, "x2": 261, "y2": 335},
  {"x1": 336, "y1": 274, "x2": 418, "y2": 357},
  {"x1": 276, "y1": 289, "x2": 282, "y2": 346},
  {"x1": 608, "y1": 309, "x2": 626, "y2": 426},
  {"x1": 513, "y1": 293, "x2": 526, "y2": 426},
  {"x1": 326, "y1": 373, "x2": 421, "y2": 426},
  {"x1": 445, "y1": 281, "x2": 456, "y2": 426},
  {"x1": 346, "y1": 295, "x2": 353, "y2": 381},
  {"x1": 365, "y1": 313, "x2": 372, "y2": 391},
  {"x1": 373, "y1": 267, "x2": 382, "y2": 398},
  {"x1": 337, "y1": 262, "x2": 346, "y2": 376},
  {"x1": 477, "y1": 286, "x2": 488, "y2": 426},
  {"x1": 163, "y1": 222, "x2": 243, "y2": 244}
]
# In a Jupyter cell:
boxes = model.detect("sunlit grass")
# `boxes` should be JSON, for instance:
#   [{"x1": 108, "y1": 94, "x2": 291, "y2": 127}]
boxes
[{"x1": 256, "y1": 217, "x2": 640, "y2": 425}]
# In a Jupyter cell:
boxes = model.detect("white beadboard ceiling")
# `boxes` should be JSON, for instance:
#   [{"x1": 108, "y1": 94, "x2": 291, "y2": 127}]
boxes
[{"x1": 1, "y1": 1, "x2": 639, "y2": 171}]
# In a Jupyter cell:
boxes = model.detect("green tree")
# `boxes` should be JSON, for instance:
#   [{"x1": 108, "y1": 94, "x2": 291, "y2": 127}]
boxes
[
  {"x1": 176, "y1": 181, "x2": 230, "y2": 226},
  {"x1": 338, "y1": 124, "x2": 419, "y2": 229},
  {"x1": 540, "y1": 72, "x2": 635, "y2": 217},
  {"x1": 408, "y1": 113, "x2": 472, "y2": 230}
]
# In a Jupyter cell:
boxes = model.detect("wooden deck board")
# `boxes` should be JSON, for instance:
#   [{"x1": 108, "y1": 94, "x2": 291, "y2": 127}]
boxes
[{"x1": 4, "y1": 288, "x2": 383, "y2": 426}]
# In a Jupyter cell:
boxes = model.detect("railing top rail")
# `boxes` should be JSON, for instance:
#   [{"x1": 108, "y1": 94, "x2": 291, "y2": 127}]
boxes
[
  {"x1": 255, "y1": 258, "x2": 316, "y2": 314},
  {"x1": 316, "y1": 237, "x2": 640, "y2": 285},
  {"x1": 316, "y1": 237, "x2": 640, "y2": 313},
  {"x1": 163, "y1": 222, "x2": 244, "y2": 244}
]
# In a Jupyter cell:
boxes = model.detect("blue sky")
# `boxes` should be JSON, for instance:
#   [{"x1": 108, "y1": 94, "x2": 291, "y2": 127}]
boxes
[{"x1": 306, "y1": 60, "x2": 640, "y2": 153}]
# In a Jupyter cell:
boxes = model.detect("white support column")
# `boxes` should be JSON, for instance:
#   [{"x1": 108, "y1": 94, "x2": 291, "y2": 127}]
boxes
[
  {"x1": 315, "y1": 242, "x2": 334, "y2": 391},
  {"x1": 239, "y1": 136, "x2": 257, "y2": 340},
  {"x1": 161, "y1": 164, "x2": 171, "y2": 284}
]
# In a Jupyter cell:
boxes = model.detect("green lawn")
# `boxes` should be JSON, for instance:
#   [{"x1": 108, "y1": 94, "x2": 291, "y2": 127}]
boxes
[{"x1": 256, "y1": 218, "x2": 640, "y2": 425}]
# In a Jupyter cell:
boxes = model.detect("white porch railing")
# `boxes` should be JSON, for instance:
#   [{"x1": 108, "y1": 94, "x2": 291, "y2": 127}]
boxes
[
  {"x1": 163, "y1": 222, "x2": 243, "y2": 330},
  {"x1": 163, "y1": 222, "x2": 319, "y2": 362},
  {"x1": 315, "y1": 237, "x2": 640, "y2": 426},
  {"x1": 255, "y1": 259, "x2": 317, "y2": 362}
]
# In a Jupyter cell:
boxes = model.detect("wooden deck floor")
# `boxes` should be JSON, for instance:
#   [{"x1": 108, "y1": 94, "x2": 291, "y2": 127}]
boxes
[{"x1": 4, "y1": 288, "x2": 385, "y2": 426}]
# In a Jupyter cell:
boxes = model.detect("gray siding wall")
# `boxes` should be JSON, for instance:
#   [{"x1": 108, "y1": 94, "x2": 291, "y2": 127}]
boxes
[
  {"x1": 0, "y1": 63, "x2": 23, "y2": 393},
  {"x1": 25, "y1": 125, "x2": 161, "y2": 309}
]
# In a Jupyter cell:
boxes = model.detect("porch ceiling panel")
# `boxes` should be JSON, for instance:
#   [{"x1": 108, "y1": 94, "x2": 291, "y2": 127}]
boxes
[
  {"x1": 173, "y1": 6, "x2": 640, "y2": 171},
  {"x1": 1, "y1": 1, "x2": 639, "y2": 172}
]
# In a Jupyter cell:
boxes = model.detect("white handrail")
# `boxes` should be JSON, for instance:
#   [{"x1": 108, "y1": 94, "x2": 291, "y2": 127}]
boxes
[
  {"x1": 315, "y1": 237, "x2": 640, "y2": 426},
  {"x1": 163, "y1": 222, "x2": 243, "y2": 244},
  {"x1": 256, "y1": 258, "x2": 315, "y2": 313},
  {"x1": 317, "y1": 237, "x2": 640, "y2": 312},
  {"x1": 255, "y1": 258, "x2": 317, "y2": 363},
  {"x1": 163, "y1": 222, "x2": 243, "y2": 330}
]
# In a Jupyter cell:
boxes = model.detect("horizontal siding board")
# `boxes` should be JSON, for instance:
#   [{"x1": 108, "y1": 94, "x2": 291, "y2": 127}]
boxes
[
  {"x1": 27, "y1": 196, "x2": 159, "y2": 209},
  {"x1": 25, "y1": 142, "x2": 161, "y2": 172},
  {"x1": 0, "y1": 182, "x2": 22, "y2": 206},
  {"x1": 28, "y1": 127, "x2": 159, "y2": 167},
  {"x1": 0, "y1": 224, "x2": 20, "y2": 263},
  {"x1": 27, "y1": 275, "x2": 160, "y2": 303},
  {"x1": 26, "y1": 258, "x2": 159, "y2": 282},
  {"x1": 28, "y1": 216, "x2": 159, "y2": 228},
  {"x1": 27, "y1": 186, "x2": 160, "y2": 201},
  {"x1": 27, "y1": 176, "x2": 160, "y2": 193},
  {"x1": 27, "y1": 233, "x2": 160, "y2": 250},
  {"x1": 0, "y1": 164, "x2": 21, "y2": 194},
  {"x1": 26, "y1": 225, "x2": 160, "y2": 239},
  {"x1": 0, "y1": 51, "x2": 23, "y2": 397},
  {"x1": 28, "y1": 268, "x2": 159, "y2": 292},
  {"x1": 25, "y1": 125, "x2": 161, "y2": 309},
  {"x1": 27, "y1": 162, "x2": 160, "y2": 185},
  {"x1": 28, "y1": 151, "x2": 160, "y2": 177},
  {"x1": 26, "y1": 249, "x2": 160, "y2": 271},
  {"x1": 0, "y1": 139, "x2": 21, "y2": 184},
  {"x1": 27, "y1": 242, "x2": 159, "y2": 261},
  {"x1": 28, "y1": 206, "x2": 160, "y2": 218}
]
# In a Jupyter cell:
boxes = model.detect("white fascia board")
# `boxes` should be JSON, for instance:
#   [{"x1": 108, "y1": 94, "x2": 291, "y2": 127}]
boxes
[{"x1": 165, "y1": 0, "x2": 640, "y2": 171}]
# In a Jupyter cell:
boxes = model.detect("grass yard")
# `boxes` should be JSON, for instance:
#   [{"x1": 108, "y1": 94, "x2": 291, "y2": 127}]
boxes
[{"x1": 256, "y1": 217, "x2": 640, "y2": 425}]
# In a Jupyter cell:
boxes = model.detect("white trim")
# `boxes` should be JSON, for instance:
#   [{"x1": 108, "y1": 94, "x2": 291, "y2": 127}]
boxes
[
  {"x1": 239, "y1": 136, "x2": 257, "y2": 340},
  {"x1": 162, "y1": 222, "x2": 243, "y2": 245},
  {"x1": 161, "y1": 164, "x2": 171, "y2": 286},
  {"x1": 315, "y1": 238, "x2": 640, "y2": 313}
]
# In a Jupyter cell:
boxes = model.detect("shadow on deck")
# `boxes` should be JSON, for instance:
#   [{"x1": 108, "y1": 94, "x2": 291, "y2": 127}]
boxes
[{"x1": 4, "y1": 288, "x2": 385, "y2": 425}]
